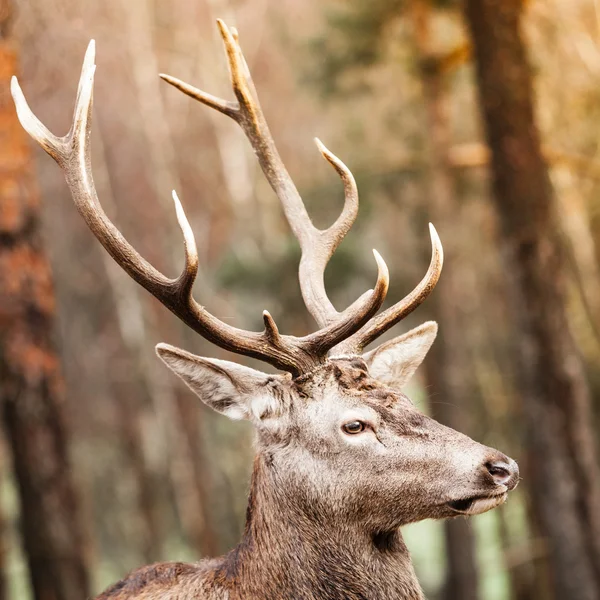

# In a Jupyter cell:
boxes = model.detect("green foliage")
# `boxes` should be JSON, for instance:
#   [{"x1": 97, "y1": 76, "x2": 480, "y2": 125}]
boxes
[
  {"x1": 217, "y1": 237, "x2": 367, "y2": 332},
  {"x1": 1, "y1": 468, "x2": 32, "y2": 600},
  {"x1": 217, "y1": 240, "x2": 304, "y2": 320},
  {"x1": 307, "y1": 0, "x2": 461, "y2": 97},
  {"x1": 307, "y1": 0, "x2": 404, "y2": 97}
]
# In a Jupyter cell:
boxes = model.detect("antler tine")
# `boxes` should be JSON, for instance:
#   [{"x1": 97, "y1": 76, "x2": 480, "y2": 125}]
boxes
[
  {"x1": 161, "y1": 19, "x2": 389, "y2": 337},
  {"x1": 158, "y1": 74, "x2": 238, "y2": 119},
  {"x1": 294, "y1": 137, "x2": 361, "y2": 326},
  {"x1": 12, "y1": 79, "x2": 66, "y2": 161},
  {"x1": 262, "y1": 310, "x2": 281, "y2": 345},
  {"x1": 72, "y1": 39, "x2": 96, "y2": 123},
  {"x1": 314, "y1": 138, "x2": 358, "y2": 252},
  {"x1": 171, "y1": 190, "x2": 199, "y2": 294},
  {"x1": 310, "y1": 251, "x2": 389, "y2": 354},
  {"x1": 335, "y1": 224, "x2": 444, "y2": 355}
]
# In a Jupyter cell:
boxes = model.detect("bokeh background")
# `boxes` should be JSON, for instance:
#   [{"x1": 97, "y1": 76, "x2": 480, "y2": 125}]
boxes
[{"x1": 1, "y1": 0, "x2": 599, "y2": 599}]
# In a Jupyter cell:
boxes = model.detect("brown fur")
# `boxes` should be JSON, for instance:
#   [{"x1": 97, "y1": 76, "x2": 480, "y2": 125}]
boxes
[{"x1": 96, "y1": 355, "x2": 519, "y2": 600}]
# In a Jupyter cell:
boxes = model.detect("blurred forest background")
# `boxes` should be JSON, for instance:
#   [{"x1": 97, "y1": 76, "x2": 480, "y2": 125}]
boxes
[{"x1": 0, "y1": 0, "x2": 599, "y2": 599}]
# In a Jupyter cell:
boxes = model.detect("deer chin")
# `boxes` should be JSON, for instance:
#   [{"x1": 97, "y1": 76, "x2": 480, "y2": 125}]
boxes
[{"x1": 446, "y1": 492, "x2": 507, "y2": 516}]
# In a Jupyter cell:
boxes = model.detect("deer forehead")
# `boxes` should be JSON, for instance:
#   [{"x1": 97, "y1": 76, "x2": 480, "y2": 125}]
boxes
[
  {"x1": 293, "y1": 358, "x2": 383, "y2": 395},
  {"x1": 298, "y1": 391, "x2": 380, "y2": 428},
  {"x1": 286, "y1": 364, "x2": 407, "y2": 428}
]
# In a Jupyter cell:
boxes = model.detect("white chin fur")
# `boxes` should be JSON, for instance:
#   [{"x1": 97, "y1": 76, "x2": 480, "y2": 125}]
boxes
[{"x1": 466, "y1": 493, "x2": 507, "y2": 515}]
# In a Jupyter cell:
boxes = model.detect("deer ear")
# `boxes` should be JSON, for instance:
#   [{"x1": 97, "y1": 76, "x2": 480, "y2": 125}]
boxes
[
  {"x1": 363, "y1": 321, "x2": 437, "y2": 389},
  {"x1": 156, "y1": 343, "x2": 284, "y2": 421}
]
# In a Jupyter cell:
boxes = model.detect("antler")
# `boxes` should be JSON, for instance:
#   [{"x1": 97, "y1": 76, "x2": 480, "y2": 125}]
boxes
[
  {"x1": 161, "y1": 21, "x2": 390, "y2": 329},
  {"x1": 334, "y1": 223, "x2": 443, "y2": 354},
  {"x1": 13, "y1": 20, "x2": 442, "y2": 374},
  {"x1": 161, "y1": 20, "x2": 443, "y2": 354},
  {"x1": 11, "y1": 36, "x2": 388, "y2": 377}
]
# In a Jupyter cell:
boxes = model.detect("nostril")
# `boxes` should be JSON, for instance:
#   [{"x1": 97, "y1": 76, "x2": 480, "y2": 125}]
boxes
[{"x1": 486, "y1": 461, "x2": 512, "y2": 486}]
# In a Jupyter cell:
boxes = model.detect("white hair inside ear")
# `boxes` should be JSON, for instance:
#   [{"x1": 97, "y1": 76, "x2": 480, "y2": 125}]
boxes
[
  {"x1": 363, "y1": 321, "x2": 438, "y2": 389},
  {"x1": 155, "y1": 343, "x2": 285, "y2": 422}
]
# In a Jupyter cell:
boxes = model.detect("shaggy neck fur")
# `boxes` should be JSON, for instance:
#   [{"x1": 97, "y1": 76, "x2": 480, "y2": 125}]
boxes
[{"x1": 211, "y1": 455, "x2": 425, "y2": 600}]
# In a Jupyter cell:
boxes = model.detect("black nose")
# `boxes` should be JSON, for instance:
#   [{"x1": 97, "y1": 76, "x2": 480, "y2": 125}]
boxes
[{"x1": 486, "y1": 458, "x2": 519, "y2": 489}]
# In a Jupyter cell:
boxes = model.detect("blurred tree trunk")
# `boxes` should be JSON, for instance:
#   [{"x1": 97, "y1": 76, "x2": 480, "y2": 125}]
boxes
[
  {"x1": 497, "y1": 502, "x2": 551, "y2": 600},
  {"x1": 173, "y1": 389, "x2": 218, "y2": 557},
  {"x1": 120, "y1": 2, "x2": 218, "y2": 557},
  {"x1": 93, "y1": 124, "x2": 167, "y2": 563},
  {"x1": 411, "y1": 4, "x2": 479, "y2": 600},
  {"x1": 464, "y1": 1, "x2": 600, "y2": 599},
  {"x1": 115, "y1": 378, "x2": 163, "y2": 563},
  {"x1": 0, "y1": 499, "x2": 5, "y2": 600},
  {"x1": 0, "y1": 2, "x2": 90, "y2": 599}
]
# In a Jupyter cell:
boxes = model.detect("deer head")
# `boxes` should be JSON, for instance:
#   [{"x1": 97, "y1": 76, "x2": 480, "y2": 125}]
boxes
[
  {"x1": 156, "y1": 323, "x2": 517, "y2": 529},
  {"x1": 12, "y1": 17, "x2": 518, "y2": 575}
]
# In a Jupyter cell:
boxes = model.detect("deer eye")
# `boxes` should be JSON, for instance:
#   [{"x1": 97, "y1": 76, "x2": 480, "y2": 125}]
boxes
[{"x1": 342, "y1": 420, "x2": 367, "y2": 435}]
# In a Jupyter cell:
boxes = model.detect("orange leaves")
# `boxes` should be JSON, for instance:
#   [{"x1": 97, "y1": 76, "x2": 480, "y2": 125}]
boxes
[{"x1": 0, "y1": 244, "x2": 56, "y2": 319}]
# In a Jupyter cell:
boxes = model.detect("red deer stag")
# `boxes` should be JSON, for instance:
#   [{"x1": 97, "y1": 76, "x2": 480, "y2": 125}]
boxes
[{"x1": 12, "y1": 19, "x2": 519, "y2": 600}]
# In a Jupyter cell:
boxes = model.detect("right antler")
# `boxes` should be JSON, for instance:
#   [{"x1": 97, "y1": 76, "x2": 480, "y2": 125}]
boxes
[
  {"x1": 161, "y1": 21, "x2": 386, "y2": 330},
  {"x1": 161, "y1": 21, "x2": 443, "y2": 353}
]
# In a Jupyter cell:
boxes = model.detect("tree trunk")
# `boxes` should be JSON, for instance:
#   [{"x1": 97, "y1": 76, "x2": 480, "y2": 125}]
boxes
[
  {"x1": 0, "y1": 3, "x2": 91, "y2": 598},
  {"x1": 119, "y1": 2, "x2": 218, "y2": 556},
  {"x1": 93, "y1": 122, "x2": 167, "y2": 564},
  {"x1": 496, "y1": 502, "x2": 549, "y2": 600},
  {"x1": 463, "y1": 2, "x2": 600, "y2": 599},
  {"x1": 115, "y1": 378, "x2": 164, "y2": 564},
  {"x1": 0, "y1": 489, "x2": 5, "y2": 600},
  {"x1": 173, "y1": 388, "x2": 218, "y2": 557},
  {"x1": 411, "y1": 4, "x2": 480, "y2": 600}
]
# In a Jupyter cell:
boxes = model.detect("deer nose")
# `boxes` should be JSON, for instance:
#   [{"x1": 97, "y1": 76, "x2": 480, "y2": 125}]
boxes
[{"x1": 485, "y1": 457, "x2": 519, "y2": 490}]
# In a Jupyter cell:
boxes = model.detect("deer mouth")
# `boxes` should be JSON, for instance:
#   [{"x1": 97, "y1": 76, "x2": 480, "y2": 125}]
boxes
[{"x1": 447, "y1": 492, "x2": 507, "y2": 516}]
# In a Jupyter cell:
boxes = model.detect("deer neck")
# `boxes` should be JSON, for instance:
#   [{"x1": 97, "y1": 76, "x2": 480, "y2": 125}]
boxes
[{"x1": 217, "y1": 455, "x2": 425, "y2": 600}]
